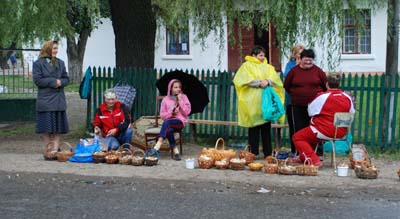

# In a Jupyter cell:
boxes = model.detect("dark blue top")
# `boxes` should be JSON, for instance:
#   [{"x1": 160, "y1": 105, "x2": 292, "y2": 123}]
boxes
[{"x1": 283, "y1": 59, "x2": 296, "y2": 105}]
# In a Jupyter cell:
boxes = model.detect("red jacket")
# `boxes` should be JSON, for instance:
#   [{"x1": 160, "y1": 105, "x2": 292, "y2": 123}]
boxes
[
  {"x1": 92, "y1": 101, "x2": 131, "y2": 137},
  {"x1": 284, "y1": 65, "x2": 327, "y2": 106},
  {"x1": 308, "y1": 89, "x2": 355, "y2": 138}
]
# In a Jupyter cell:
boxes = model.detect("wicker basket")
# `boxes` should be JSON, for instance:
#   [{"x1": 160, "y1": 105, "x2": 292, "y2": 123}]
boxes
[
  {"x1": 43, "y1": 141, "x2": 58, "y2": 161},
  {"x1": 229, "y1": 158, "x2": 246, "y2": 170},
  {"x1": 239, "y1": 145, "x2": 256, "y2": 165},
  {"x1": 248, "y1": 162, "x2": 264, "y2": 171},
  {"x1": 105, "y1": 154, "x2": 119, "y2": 164},
  {"x1": 201, "y1": 138, "x2": 235, "y2": 161},
  {"x1": 354, "y1": 162, "x2": 378, "y2": 179},
  {"x1": 118, "y1": 148, "x2": 133, "y2": 165},
  {"x1": 131, "y1": 149, "x2": 145, "y2": 166},
  {"x1": 278, "y1": 158, "x2": 298, "y2": 175},
  {"x1": 198, "y1": 154, "x2": 214, "y2": 169},
  {"x1": 215, "y1": 158, "x2": 230, "y2": 170},
  {"x1": 349, "y1": 144, "x2": 369, "y2": 169},
  {"x1": 144, "y1": 148, "x2": 159, "y2": 166},
  {"x1": 92, "y1": 151, "x2": 107, "y2": 163},
  {"x1": 264, "y1": 156, "x2": 278, "y2": 174},
  {"x1": 296, "y1": 158, "x2": 318, "y2": 176},
  {"x1": 56, "y1": 142, "x2": 74, "y2": 162}
]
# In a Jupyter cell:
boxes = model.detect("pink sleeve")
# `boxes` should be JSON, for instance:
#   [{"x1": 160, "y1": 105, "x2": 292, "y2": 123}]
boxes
[
  {"x1": 178, "y1": 94, "x2": 191, "y2": 116},
  {"x1": 160, "y1": 98, "x2": 173, "y2": 120}
]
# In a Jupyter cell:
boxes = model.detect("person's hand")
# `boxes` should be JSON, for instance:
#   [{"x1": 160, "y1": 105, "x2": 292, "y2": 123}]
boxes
[
  {"x1": 107, "y1": 128, "x2": 117, "y2": 137},
  {"x1": 94, "y1": 126, "x2": 101, "y2": 134},
  {"x1": 55, "y1": 79, "x2": 62, "y2": 88},
  {"x1": 172, "y1": 105, "x2": 179, "y2": 115},
  {"x1": 177, "y1": 93, "x2": 183, "y2": 101},
  {"x1": 260, "y1": 80, "x2": 269, "y2": 88}
]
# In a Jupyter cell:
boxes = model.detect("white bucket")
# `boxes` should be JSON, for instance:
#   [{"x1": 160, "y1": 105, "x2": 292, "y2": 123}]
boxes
[
  {"x1": 185, "y1": 158, "x2": 195, "y2": 169},
  {"x1": 337, "y1": 166, "x2": 349, "y2": 177}
]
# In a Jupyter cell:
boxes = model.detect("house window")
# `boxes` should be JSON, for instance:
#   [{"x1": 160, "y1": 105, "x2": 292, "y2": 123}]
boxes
[
  {"x1": 343, "y1": 10, "x2": 371, "y2": 54},
  {"x1": 166, "y1": 28, "x2": 190, "y2": 55}
]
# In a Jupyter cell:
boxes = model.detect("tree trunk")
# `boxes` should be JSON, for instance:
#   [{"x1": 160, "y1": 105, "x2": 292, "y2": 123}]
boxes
[
  {"x1": 382, "y1": 0, "x2": 399, "y2": 148},
  {"x1": 66, "y1": 28, "x2": 90, "y2": 83},
  {"x1": 0, "y1": 43, "x2": 16, "y2": 70},
  {"x1": 109, "y1": 0, "x2": 156, "y2": 68}
]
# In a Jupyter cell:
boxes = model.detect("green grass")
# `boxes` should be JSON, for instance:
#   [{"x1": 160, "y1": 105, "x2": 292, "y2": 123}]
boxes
[
  {"x1": 64, "y1": 83, "x2": 80, "y2": 92},
  {"x1": 0, "y1": 122, "x2": 35, "y2": 138}
]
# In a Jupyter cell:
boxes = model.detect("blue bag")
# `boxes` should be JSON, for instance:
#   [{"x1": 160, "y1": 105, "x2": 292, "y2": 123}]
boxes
[
  {"x1": 323, "y1": 133, "x2": 353, "y2": 155},
  {"x1": 261, "y1": 86, "x2": 285, "y2": 122},
  {"x1": 79, "y1": 68, "x2": 92, "y2": 99},
  {"x1": 68, "y1": 139, "x2": 100, "y2": 163}
]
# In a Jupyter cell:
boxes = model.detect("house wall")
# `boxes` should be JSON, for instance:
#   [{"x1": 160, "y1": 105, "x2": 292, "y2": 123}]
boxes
[{"x1": 154, "y1": 23, "x2": 228, "y2": 71}]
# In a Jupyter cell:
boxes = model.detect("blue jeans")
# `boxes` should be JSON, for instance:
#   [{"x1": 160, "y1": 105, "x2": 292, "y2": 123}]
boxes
[
  {"x1": 159, "y1": 119, "x2": 183, "y2": 147},
  {"x1": 104, "y1": 128, "x2": 133, "y2": 150}
]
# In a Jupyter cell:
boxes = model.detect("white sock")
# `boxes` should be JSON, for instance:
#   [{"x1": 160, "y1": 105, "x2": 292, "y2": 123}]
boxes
[
  {"x1": 154, "y1": 141, "x2": 162, "y2": 151},
  {"x1": 173, "y1": 146, "x2": 179, "y2": 155}
]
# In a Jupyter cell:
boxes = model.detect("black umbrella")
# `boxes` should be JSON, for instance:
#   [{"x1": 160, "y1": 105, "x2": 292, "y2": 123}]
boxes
[{"x1": 156, "y1": 70, "x2": 209, "y2": 115}]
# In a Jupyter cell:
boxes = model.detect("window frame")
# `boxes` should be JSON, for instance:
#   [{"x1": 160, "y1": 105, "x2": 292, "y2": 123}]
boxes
[
  {"x1": 166, "y1": 26, "x2": 190, "y2": 55},
  {"x1": 342, "y1": 9, "x2": 371, "y2": 55}
]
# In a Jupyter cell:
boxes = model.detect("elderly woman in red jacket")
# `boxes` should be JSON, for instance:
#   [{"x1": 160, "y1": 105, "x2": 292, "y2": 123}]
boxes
[{"x1": 93, "y1": 89, "x2": 132, "y2": 150}]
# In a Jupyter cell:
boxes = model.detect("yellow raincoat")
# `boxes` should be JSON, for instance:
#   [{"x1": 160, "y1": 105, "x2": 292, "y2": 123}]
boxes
[{"x1": 233, "y1": 56, "x2": 285, "y2": 127}]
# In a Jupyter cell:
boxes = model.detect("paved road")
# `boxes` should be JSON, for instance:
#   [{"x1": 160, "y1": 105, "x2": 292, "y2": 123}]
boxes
[{"x1": 1, "y1": 171, "x2": 399, "y2": 219}]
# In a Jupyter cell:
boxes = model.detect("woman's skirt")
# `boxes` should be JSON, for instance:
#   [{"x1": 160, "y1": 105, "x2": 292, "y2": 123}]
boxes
[{"x1": 36, "y1": 111, "x2": 69, "y2": 134}]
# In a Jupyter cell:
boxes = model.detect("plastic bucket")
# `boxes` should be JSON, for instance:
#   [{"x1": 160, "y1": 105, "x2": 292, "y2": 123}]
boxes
[
  {"x1": 185, "y1": 158, "x2": 195, "y2": 169},
  {"x1": 337, "y1": 166, "x2": 349, "y2": 177}
]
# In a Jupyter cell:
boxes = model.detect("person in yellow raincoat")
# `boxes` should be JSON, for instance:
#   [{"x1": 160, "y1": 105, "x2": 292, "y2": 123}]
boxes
[{"x1": 233, "y1": 46, "x2": 285, "y2": 158}]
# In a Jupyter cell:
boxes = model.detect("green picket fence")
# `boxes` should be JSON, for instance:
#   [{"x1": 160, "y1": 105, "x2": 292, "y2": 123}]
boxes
[{"x1": 86, "y1": 67, "x2": 400, "y2": 150}]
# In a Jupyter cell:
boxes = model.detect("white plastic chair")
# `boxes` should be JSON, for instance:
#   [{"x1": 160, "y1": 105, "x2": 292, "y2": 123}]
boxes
[{"x1": 315, "y1": 112, "x2": 355, "y2": 171}]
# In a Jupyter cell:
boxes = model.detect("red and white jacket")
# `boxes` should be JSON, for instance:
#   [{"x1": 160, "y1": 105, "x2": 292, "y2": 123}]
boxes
[
  {"x1": 308, "y1": 89, "x2": 355, "y2": 139},
  {"x1": 92, "y1": 101, "x2": 131, "y2": 138}
]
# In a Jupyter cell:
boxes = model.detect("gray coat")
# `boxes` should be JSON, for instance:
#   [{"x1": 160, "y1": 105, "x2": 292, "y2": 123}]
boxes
[{"x1": 33, "y1": 57, "x2": 69, "y2": 112}]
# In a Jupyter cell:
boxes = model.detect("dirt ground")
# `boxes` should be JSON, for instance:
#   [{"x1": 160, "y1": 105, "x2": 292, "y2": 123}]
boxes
[{"x1": 0, "y1": 92, "x2": 399, "y2": 190}]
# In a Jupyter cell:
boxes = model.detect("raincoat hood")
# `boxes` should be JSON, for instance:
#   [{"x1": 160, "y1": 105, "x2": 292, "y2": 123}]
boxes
[
  {"x1": 167, "y1": 79, "x2": 179, "y2": 97},
  {"x1": 245, "y1": 55, "x2": 268, "y2": 64}
]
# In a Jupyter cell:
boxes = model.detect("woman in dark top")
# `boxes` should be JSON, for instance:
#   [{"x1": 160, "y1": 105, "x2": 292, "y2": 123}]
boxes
[
  {"x1": 33, "y1": 40, "x2": 69, "y2": 153},
  {"x1": 284, "y1": 49, "x2": 327, "y2": 155}
]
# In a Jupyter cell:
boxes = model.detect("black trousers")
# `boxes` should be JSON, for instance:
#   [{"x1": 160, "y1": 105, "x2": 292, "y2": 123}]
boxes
[
  {"x1": 248, "y1": 122, "x2": 271, "y2": 157},
  {"x1": 288, "y1": 104, "x2": 323, "y2": 155}
]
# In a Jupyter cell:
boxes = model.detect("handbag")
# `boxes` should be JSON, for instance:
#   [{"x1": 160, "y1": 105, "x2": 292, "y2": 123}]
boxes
[
  {"x1": 113, "y1": 81, "x2": 136, "y2": 110},
  {"x1": 79, "y1": 68, "x2": 92, "y2": 99},
  {"x1": 261, "y1": 86, "x2": 285, "y2": 122}
]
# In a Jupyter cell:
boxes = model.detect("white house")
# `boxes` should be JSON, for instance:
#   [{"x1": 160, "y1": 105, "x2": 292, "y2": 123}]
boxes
[{"x1": 26, "y1": 4, "x2": 394, "y2": 74}]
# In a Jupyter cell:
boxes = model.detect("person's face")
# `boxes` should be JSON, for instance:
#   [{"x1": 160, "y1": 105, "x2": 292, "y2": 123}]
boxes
[
  {"x1": 300, "y1": 56, "x2": 314, "y2": 69},
  {"x1": 52, "y1": 43, "x2": 58, "y2": 57},
  {"x1": 295, "y1": 49, "x2": 303, "y2": 60},
  {"x1": 171, "y1": 82, "x2": 182, "y2": 96},
  {"x1": 253, "y1": 51, "x2": 266, "y2": 62},
  {"x1": 105, "y1": 97, "x2": 116, "y2": 108}
]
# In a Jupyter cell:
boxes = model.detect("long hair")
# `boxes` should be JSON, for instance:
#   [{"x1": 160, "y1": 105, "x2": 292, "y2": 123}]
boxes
[
  {"x1": 289, "y1": 44, "x2": 305, "y2": 60},
  {"x1": 39, "y1": 40, "x2": 58, "y2": 66}
]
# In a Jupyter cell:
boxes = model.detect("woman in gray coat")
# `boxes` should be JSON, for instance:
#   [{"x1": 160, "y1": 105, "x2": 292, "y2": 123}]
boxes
[{"x1": 33, "y1": 40, "x2": 69, "y2": 152}]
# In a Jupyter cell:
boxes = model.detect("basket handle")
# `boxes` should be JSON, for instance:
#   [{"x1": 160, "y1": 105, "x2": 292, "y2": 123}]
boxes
[
  {"x1": 303, "y1": 158, "x2": 312, "y2": 166},
  {"x1": 265, "y1": 156, "x2": 278, "y2": 164},
  {"x1": 214, "y1": 138, "x2": 225, "y2": 150},
  {"x1": 59, "y1": 141, "x2": 73, "y2": 152},
  {"x1": 119, "y1": 143, "x2": 134, "y2": 150},
  {"x1": 132, "y1": 149, "x2": 145, "y2": 157},
  {"x1": 118, "y1": 147, "x2": 133, "y2": 157},
  {"x1": 44, "y1": 141, "x2": 57, "y2": 153},
  {"x1": 244, "y1": 144, "x2": 251, "y2": 151},
  {"x1": 144, "y1": 148, "x2": 160, "y2": 158}
]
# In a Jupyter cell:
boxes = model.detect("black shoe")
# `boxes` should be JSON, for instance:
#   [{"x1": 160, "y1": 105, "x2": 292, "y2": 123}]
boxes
[{"x1": 173, "y1": 153, "x2": 181, "y2": 161}]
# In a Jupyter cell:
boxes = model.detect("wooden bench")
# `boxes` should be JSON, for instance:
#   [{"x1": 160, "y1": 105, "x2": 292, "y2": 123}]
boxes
[{"x1": 187, "y1": 119, "x2": 288, "y2": 148}]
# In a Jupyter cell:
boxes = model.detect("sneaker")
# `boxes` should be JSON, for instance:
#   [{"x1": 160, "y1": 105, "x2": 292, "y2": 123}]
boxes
[{"x1": 173, "y1": 153, "x2": 181, "y2": 161}]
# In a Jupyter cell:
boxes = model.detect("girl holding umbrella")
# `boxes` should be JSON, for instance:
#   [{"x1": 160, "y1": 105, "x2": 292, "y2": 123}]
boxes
[
  {"x1": 152, "y1": 79, "x2": 191, "y2": 160},
  {"x1": 233, "y1": 45, "x2": 284, "y2": 159}
]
